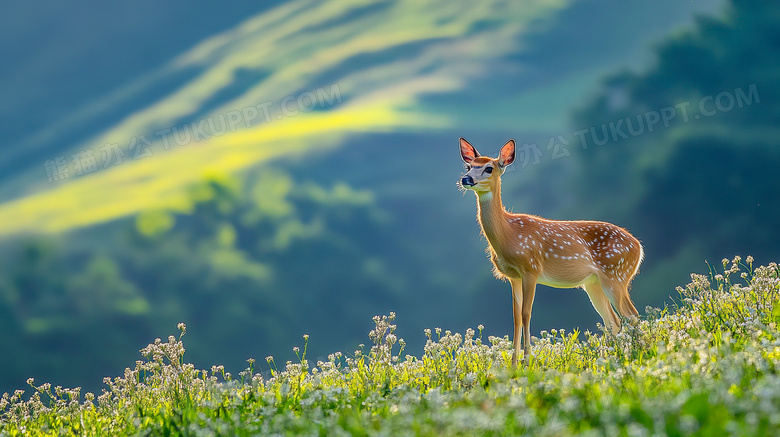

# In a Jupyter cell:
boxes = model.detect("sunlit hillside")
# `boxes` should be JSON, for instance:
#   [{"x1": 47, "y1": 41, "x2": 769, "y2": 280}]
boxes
[
  {"x1": 0, "y1": 0, "x2": 570, "y2": 236},
  {"x1": 0, "y1": 0, "x2": 722, "y2": 237}
]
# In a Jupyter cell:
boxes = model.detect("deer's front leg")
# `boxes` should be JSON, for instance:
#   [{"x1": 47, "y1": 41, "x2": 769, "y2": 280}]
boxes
[{"x1": 510, "y1": 278, "x2": 523, "y2": 367}]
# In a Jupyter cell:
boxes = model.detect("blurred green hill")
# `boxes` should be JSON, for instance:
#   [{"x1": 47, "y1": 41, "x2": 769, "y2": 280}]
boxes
[
  {"x1": 0, "y1": 0, "x2": 736, "y2": 393},
  {"x1": 569, "y1": 0, "x2": 780, "y2": 301}
]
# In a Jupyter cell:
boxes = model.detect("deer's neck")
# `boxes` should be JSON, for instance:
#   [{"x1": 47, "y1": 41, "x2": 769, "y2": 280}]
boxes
[{"x1": 476, "y1": 184, "x2": 510, "y2": 253}]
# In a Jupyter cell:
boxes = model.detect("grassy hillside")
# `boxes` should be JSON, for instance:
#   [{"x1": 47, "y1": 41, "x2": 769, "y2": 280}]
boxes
[{"x1": 3, "y1": 257, "x2": 779, "y2": 435}]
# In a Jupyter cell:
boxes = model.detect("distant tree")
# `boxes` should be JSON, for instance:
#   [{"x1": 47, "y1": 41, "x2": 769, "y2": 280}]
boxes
[{"x1": 570, "y1": 0, "x2": 780, "y2": 267}]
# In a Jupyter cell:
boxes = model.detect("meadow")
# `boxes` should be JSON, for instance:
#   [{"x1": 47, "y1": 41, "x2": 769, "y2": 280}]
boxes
[
  {"x1": 2, "y1": 256, "x2": 779, "y2": 436},
  {"x1": 2, "y1": 0, "x2": 776, "y2": 404}
]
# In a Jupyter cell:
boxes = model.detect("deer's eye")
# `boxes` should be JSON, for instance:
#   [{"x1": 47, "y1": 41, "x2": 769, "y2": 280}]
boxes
[{"x1": 484, "y1": 166, "x2": 493, "y2": 174}]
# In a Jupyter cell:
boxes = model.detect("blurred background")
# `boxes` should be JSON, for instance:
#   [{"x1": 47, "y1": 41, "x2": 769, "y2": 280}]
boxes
[{"x1": 1, "y1": 0, "x2": 777, "y2": 394}]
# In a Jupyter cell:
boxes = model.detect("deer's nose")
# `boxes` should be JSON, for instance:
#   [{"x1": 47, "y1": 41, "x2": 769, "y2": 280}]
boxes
[{"x1": 461, "y1": 175, "x2": 475, "y2": 186}]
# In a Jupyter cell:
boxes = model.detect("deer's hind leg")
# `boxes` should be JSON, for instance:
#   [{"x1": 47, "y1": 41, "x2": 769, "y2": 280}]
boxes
[
  {"x1": 599, "y1": 275, "x2": 639, "y2": 318},
  {"x1": 583, "y1": 277, "x2": 621, "y2": 334}
]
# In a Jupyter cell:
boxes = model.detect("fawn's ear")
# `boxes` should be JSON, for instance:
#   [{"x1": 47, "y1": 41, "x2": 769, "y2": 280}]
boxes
[
  {"x1": 459, "y1": 138, "x2": 480, "y2": 164},
  {"x1": 498, "y1": 139, "x2": 515, "y2": 167}
]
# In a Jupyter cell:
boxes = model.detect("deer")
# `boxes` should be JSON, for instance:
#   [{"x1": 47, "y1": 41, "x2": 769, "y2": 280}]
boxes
[{"x1": 458, "y1": 138, "x2": 643, "y2": 366}]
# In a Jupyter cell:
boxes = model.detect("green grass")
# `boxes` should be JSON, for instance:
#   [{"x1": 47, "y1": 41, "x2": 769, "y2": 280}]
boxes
[{"x1": 3, "y1": 256, "x2": 780, "y2": 436}]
